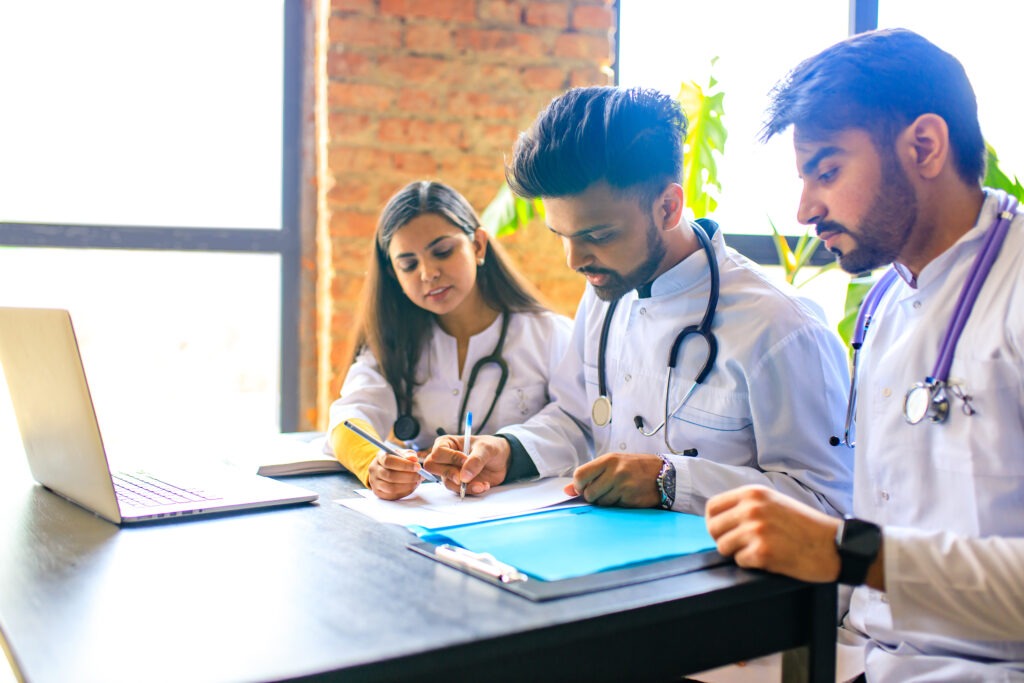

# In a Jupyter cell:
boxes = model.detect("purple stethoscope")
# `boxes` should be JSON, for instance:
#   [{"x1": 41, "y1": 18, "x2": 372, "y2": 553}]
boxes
[{"x1": 832, "y1": 193, "x2": 1019, "y2": 448}]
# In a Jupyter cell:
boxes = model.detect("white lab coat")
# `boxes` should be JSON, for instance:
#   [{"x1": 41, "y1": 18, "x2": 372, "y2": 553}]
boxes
[
  {"x1": 848, "y1": 189, "x2": 1024, "y2": 681},
  {"x1": 328, "y1": 310, "x2": 572, "y2": 450},
  {"x1": 500, "y1": 228, "x2": 853, "y2": 516}
]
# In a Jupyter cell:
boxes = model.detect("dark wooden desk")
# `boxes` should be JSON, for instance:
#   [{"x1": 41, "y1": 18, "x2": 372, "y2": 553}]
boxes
[{"x1": 0, "y1": 455, "x2": 835, "y2": 683}]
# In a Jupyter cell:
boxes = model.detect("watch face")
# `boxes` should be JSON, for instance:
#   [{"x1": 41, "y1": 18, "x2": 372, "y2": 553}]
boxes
[{"x1": 840, "y1": 518, "x2": 882, "y2": 558}]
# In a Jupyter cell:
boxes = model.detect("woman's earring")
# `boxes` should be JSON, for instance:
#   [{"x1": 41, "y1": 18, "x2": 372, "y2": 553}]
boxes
[{"x1": 477, "y1": 257, "x2": 485, "y2": 266}]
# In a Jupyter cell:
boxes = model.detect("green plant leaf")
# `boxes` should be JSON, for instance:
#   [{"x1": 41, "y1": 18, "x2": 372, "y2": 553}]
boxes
[
  {"x1": 679, "y1": 65, "x2": 727, "y2": 220},
  {"x1": 836, "y1": 273, "x2": 876, "y2": 355},
  {"x1": 984, "y1": 142, "x2": 1024, "y2": 201},
  {"x1": 481, "y1": 183, "x2": 543, "y2": 238}
]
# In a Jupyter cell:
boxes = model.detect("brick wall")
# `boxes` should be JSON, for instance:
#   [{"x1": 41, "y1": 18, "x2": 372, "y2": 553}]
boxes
[{"x1": 315, "y1": 0, "x2": 616, "y2": 425}]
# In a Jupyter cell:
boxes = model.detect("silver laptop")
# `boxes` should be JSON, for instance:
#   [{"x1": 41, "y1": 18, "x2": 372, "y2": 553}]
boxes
[{"x1": 0, "y1": 306, "x2": 318, "y2": 524}]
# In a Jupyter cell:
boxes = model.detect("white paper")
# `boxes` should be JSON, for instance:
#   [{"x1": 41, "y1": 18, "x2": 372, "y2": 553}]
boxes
[{"x1": 337, "y1": 477, "x2": 581, "y2": 529}]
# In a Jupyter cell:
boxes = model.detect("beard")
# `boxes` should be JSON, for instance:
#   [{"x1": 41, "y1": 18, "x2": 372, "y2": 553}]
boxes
[
  {"x1": 583, "y1": 218, "x2": 666, "y2": 301},
  {"x1": 820, "y1": 151, "x2": 918, "y2": 274}
]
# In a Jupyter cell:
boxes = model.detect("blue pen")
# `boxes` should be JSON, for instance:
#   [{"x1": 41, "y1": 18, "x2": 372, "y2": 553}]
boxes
[
  {"x1": 460, "y1": 412, "x2": 472, "y2": 501},
  {"x1": 342, "y1": 420, "x2": 439, "y2": 483}
]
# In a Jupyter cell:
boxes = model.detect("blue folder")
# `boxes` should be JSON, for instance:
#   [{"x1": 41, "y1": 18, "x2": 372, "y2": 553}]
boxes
[{"x1": 408, "y1": 505, "x2": 726, "y2": 600}]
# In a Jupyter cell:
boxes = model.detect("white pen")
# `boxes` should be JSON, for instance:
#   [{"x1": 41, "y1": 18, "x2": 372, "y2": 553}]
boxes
[
  {"x1": 460, "y1": 411, "x2": 472, "y2": 501},
  {"x1": 342, "y1": 419, "x2": 439, "y2": 483}
]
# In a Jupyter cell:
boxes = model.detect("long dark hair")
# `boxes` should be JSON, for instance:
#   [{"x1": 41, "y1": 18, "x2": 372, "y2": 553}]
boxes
[{"x1": 350, "y1": 181, "x2": 547, "y2": 417}]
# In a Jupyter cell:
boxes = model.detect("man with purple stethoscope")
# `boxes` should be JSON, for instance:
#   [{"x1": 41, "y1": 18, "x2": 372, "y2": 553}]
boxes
[{"x1": 704, "y1": 29, "x2": 1024, "y2": 681}]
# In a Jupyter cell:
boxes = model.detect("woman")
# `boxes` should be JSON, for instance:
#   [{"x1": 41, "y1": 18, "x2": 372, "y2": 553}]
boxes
[{"x1": 328, "y1": 181, "x2": 572, "y2": 499}]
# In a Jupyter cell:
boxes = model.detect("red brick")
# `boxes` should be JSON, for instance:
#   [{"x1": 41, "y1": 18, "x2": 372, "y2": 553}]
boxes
[
  {"x1": 570, "y1": 64, "x2": 612, "y2": 88},
  {"x1": 446, "y1": 91, "x2": 520, "y2": 120},
  {"x1": 521, "y1": 65, "x2": 568, "y2": 90},
  {"x1": 390, "y1": 150, "x2": 440, "y2": 175},
  {"x1": 328, "y1": 16, "x2": 402, "y2": 49},
  {"x1": 328, "y1": 82, "x2": 395, "y2": 112},
  {"x1": 378, "y1": 117, "x2": 466, "y2": 149},
  {"x1": 327, "y1": 145, "x2": 392, "y2": 173},
  {"x1": 381, "y1": 0, "x2": 475, "y2": 22},
  {"x1": 478, "y1": 0, "x2": 522, "y2": 25},
  {"x1": 329, "y1": 238, "x2": 376, "y2": 273},
  {"x1": 328, "y1": 210, "x2": 379, "y2": 238},
  {"x1": 331, "y1": 0, "x2": 375, "y2": 12},
  {"x1": 474, "y1": 63, "x2": 521, "y2": 87},
  {"x1": 439, "y1": 152, "x2": 504, "y2": 181},
  {"x1": 481, "y1": 123, "x2": 521, "y2": 148},
  {"x1": 553, "y1": 32, "x2": 610, "y2": 60},
  {"x1": 525, "y1": 2, "x2": 569, "y2": 29},
  {"x1": 376, "y1": 54, "x2": 449, "y2": 84},
  {"x1": 572, "y1": 5, "x2": 613, "y2": 31},
  {"x1": 326, "y1": 50, "x2": 373, "y2": 79},
  {"x1": 326, "y1": 175, "x2": 377, "y2": 208},
  {"x1": 456, "y1": 29, "x2": 546, "y2": 60},
  {"x1": 396, "y1": 88, "x2": 440, "y2": 113},
  {"x1": 405, "y1": 24, "x2": 456, "y2": 53},
  {"x1": 327, "y1": 112, "x2": 375, "y2": 144}
]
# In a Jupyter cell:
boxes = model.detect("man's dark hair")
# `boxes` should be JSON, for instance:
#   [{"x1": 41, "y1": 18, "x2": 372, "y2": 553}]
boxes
[
  {"x1": 506, "y1": 86, "x2": 688, "y2": 205},
  {"x1": 761, "y1": 28, "x2": 985, "y2": 184}
]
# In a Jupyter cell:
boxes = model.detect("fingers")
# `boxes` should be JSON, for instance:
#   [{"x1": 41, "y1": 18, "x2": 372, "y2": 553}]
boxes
[
  {"x1": 571, "y1": 459, "x2": 623, "y2": 506},
  {"x1": 423, "y1": 436, "x2": 466, "y2": 491},
  {"x1": 368, "y1": 451, "x2": 421, "y2": 500},
  {"x1": 570, "y1": 454, "x2": 660, "y2": 508},
  {"x1": 459, "y1": 435, "x2": 507, "y2": 482},
  {"x1": 425, "y1": 435, "x2": 465, "y2": 466},
  {"x1": 423, "y1": 435, "x2": 509, "y2": 496}
]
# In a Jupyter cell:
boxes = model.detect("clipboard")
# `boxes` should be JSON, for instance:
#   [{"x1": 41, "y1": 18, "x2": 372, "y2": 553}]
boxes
[{"x1": 408, "y1": 505, "x2": 728, "y2": 601}]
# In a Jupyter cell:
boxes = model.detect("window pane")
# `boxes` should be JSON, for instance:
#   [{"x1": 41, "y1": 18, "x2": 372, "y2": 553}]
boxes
[
  {"x1": 0, "y1": 1, "x2": 283, "y2": 229},
  {"x1": 0, "y1": 248, "x2": 281, "y2": 464},
  {"x1": 878, "y1": 1, "x2": 1024, "y2": 176},
  {"x1": 618, "y1": 0, "x2": 849, "y2": 237}
]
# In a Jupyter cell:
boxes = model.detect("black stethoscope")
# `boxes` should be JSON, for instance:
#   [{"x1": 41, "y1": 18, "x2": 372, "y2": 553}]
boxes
[
  {"x1": 832, "y1": 193, "x2": 1018, "y2": 447},
  {"x1": 591, "y1": 220, "x2": 720, "y2": 455},
  {"x1": 392, "y1": 311, "x2": 510, "y2": 442}
]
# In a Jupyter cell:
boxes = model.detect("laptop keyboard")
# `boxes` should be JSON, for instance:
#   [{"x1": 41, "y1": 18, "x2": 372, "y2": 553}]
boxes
[{"x1": 113, "y1": 472, "x2": 222, "y2": 508}]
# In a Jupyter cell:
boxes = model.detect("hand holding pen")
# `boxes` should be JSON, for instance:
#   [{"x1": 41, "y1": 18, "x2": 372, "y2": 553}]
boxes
[
  {"x1": 343, "y1": 420, "x2": 439, "y2": 500},
  {"x1": 423, "y1": 433, "x2": 512, "y2": 497}
]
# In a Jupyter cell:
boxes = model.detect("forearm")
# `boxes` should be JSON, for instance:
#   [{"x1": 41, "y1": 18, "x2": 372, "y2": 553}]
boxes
[
  {"x1": 881, "y1": 528, "x2": 1024, "y2": 641},
  {"x1": 499, "y1": 404, "x2": 591, "y2": 478},
  {"x1": 329, "y1": 418, "x2": 380, "y2": 486},
  {"x1": 675, "y1": 456, "x2": 843, "y2": 516}
]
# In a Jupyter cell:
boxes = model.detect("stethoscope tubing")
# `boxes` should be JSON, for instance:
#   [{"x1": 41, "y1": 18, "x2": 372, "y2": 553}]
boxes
[
  {"x1": 592, "y1": 221, "x2": 719, "y2": 455},
  {"x1": 837, "y1": 192, "x2": 1018, "y2": 445}
]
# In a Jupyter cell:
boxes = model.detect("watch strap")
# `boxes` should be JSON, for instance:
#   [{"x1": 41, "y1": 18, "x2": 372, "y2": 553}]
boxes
[
  {"x1": 655, "y1": 455, "x2": 676, "y2": 510},
  {"x1": 835, "y1": 517, "x2": 881, "y2": 586}
]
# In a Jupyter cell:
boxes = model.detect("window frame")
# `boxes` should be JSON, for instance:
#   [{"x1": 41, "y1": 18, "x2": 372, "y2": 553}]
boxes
[
  {"x1": 0, "y1": 0, "x2": 315, "y2": 432},
  {"x1": 612, "y1": 0, "x2": 879, "y2": 266}
]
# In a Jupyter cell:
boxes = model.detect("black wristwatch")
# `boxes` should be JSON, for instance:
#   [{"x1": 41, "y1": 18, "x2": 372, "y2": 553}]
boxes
[{"x1": 835, "y1": 517, "x2": 882, "y2": 585}]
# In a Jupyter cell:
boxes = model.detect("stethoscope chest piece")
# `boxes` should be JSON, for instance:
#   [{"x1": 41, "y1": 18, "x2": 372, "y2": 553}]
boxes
[
  {"x1": 903, "y1": 380, "x2": 949, "y2": 425},
  {"x1": 393, "y1": 413, "x2": 421, "y2": 442},
  {"x1": 592, "y1": 395, "x2": 612, "y2": 426}
]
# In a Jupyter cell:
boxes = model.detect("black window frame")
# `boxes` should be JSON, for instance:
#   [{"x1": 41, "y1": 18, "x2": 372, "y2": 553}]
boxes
[
  {"x1": 613, "y1": 0, "x2": 879, "y2": 266},
  {"x1": 0, "y1": 0, "x2": 314, "y2": 432}
]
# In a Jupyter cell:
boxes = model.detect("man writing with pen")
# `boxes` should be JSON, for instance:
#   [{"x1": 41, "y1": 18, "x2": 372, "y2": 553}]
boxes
[{"x1": 426, "y1": 86, "x2": 853, "y2": 518}]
